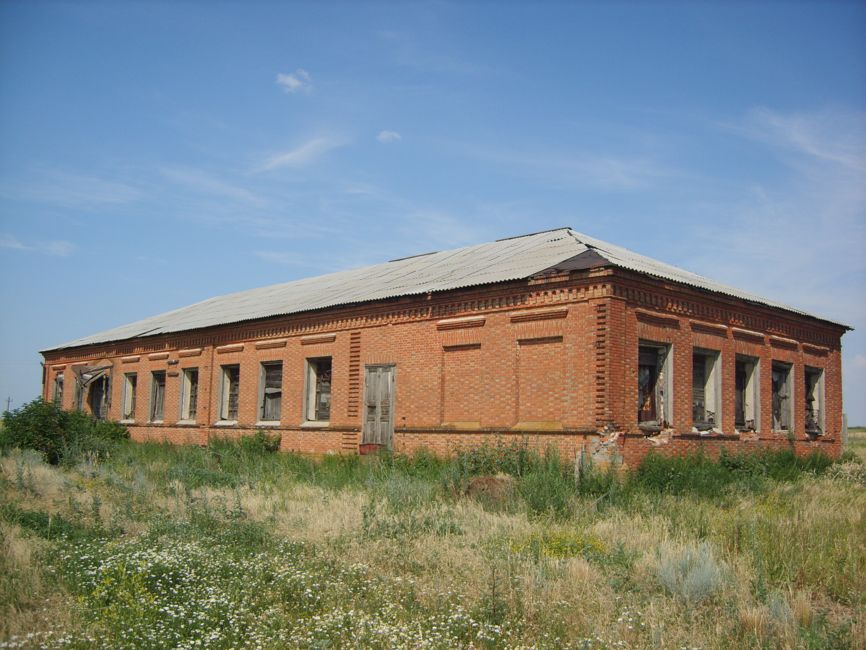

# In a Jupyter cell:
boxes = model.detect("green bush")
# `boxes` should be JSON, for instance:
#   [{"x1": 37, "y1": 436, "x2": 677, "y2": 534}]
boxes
[
  {"x1": 518, "y1": 448, "x2": 576, "y2": 519},
  {"x1": 238, "y1": 429, "x2": 282, "y2": 453},
  {"x1": 1, "y1": 398, "x2": 129, "y2": 465},
  {"x1": 630, "y1": 448, "x2": 836, "y2": 498},
  {"x1": 1, "y1": 398, "x2": 67, "y2": 463}
]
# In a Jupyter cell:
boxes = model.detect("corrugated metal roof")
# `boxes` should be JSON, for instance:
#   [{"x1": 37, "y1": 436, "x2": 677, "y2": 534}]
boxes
[{"x1": 44, "y1": 227, "x2": 848, "y2": 351}]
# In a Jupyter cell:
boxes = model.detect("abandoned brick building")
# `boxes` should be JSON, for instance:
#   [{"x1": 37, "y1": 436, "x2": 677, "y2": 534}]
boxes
[{"x1": 40, "y1": 228, "x2": 850, "y2": 466}]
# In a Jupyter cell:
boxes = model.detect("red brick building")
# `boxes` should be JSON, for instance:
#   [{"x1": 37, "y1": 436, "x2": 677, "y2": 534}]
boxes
[{"x1": 40, "y1": 228, "x2": 850, "y2": 466}]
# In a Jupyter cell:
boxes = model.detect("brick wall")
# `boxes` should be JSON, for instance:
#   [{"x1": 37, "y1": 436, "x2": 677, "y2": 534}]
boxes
[{"x1": 41, "y1": 268, "x2": 847, "y2": 463}]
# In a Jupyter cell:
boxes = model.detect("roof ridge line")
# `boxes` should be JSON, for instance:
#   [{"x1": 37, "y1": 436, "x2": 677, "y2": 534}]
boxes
[{"x1": 495, "y1": 226, "x2": 571, "y2": 242}]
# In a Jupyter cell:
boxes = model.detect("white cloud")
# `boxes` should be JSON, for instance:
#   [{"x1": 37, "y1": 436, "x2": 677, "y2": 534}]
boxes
[
  {"x1": 161, "y1": 167, "x2": 265, "y2": 206},
  {"x1": 275, "y1": 69, "x2": 311, "y2": 94},
  {"x1": 377, "y1": 130, "x2": 402, "y2": 143},
  {"x1": 0, "y1": 170, "x2": 141, "y2": 207},
  {"x1": 453, "y1": 142, "x2": 681, "y2": 191},
  {"x1": 736, "y1": 107, "x2": 866, "y2": 173},
  {"x1": 0, "y1": 234, "x2": 75, "y2": 256},
  {"x1": 689, "y1": 106, "x2": 866, "y2": 423},
  {"x1": 254, "y1": 251, "x2": 308, "y2": 266},
  {"x1": 255, "y1": 136, "x2": 346, "y2": 172}
]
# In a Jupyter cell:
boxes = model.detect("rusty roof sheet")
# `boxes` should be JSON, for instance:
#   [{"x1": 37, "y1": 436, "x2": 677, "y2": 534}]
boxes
[{"x1": 44, "y1": 227, "x2": 848, "y2": 351}]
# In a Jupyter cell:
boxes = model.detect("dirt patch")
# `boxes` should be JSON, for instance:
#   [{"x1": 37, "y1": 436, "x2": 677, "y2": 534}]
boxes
[{"x1": 465, "y1": 474, "x2": 516, "y2": 505}]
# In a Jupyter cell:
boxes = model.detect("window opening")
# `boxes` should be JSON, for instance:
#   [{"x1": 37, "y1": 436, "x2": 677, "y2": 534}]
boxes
[
  {"x1": 692, "y1": 349, "x2": 720, "y2": 431},
  {"x1": 88, "y1": 375, "x2": 110, "y2": 420},
  {"x1": 771, "y1": 362, "x2": 793, "y2": 431},
  {"x1": 181, "y1": 368, "x2": 198, "y2": 421},
  {"x1": 260, "y1": 362, "x2": 283, "y2": 421},
  {"x1": 53, "y1": 373, "x2": 64, "y2": 407},
  {"x1": 150, "y1": 371, "x2": 166, "y2": 422},
  {"x1": 306, "y1": 358, "x2": 332, "y2": 422},
  {"x1": 804, "y1": 367, "x2": 824, "y2": 436},
  {"x1": 220, "y1": 365, "x2": 240, "y2": 421},
  {"x1": 638, "y1": 342, "x2": 671, "y2": 431},
  {"x1": 72, "y1": 364, "x2": 111, "y2": 413},
  {"x1": 735, "y1": 356, "x2": 759, "y2": 432},
  {"x1": 122, "y1": 373, "x2": 137, "y2": 420}
]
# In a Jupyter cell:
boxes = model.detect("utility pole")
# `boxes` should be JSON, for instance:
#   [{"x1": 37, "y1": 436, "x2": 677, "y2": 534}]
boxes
[{"x1": 5, "y1": 397, "x2": 11, "y2": 412}]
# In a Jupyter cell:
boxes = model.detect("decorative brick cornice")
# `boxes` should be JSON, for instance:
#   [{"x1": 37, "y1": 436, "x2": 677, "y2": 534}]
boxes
[
  {"x1": 436, "y1": 316, "x2": 486, "y2": 330},
  {"x1": 689, "y1": 320, "x2": 727, "y2": 336},
  {"x1": 508, "y1": 306, "x2": 568, "y2": 323},
  {"x1": 732, "y1": 327, "x2": 764, "y2": 342},
  {"x1": 636, "y1": 309, "x2": 680, "y2": 328},
  {"x1": 300, "y1": 333, "x2": 336, "y2": 345},
  {"x1": 254, "y1": 339, "x2": 287, "y2": 350}
]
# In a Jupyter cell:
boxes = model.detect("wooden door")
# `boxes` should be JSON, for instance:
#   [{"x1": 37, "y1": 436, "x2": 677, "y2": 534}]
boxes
[{"x1": 363, "y1": 365, "x2": 395, "y2": 448}]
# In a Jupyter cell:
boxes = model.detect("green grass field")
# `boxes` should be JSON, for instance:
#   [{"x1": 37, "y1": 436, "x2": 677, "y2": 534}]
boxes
[{"x1": 1, "y1": 435, "x2": 864, "y2": 649}]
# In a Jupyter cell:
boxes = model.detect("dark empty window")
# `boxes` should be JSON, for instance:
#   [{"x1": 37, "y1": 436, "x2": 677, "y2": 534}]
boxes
[
  {"x1": 306, "y1": 358, "x2": 332, "y2": 422},
  {"x1": 638, "y1": 343, "x2": 671, "y2": 430}
]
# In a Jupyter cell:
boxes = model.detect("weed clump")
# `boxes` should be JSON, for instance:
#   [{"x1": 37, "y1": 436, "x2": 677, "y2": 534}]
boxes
[{"x1": 1, "y1": 399, "x2": 128, "y2": 465}]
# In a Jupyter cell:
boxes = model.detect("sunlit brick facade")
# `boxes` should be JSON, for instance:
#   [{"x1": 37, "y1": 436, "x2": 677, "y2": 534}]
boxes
[{"x1": 41, "y1": 232, "x2": 849, "y2": 467}]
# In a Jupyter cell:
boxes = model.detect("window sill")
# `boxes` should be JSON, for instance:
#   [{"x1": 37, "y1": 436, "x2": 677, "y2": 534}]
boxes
[
  {"x1": 177, "y1": 420, "x2": 198, "y2": 427},
  {"x1": 255, "y1": 421, "x2": 280, "y2": 427},
  {"x1": 300, "y1": 421, "x2": 330, "y2": 429},
  {"x1": 214, "y1": 420, "x2": 238, "y2": 427},
  {"x1": 120, "y1": 419, "x2": 135, "y2": 424},
  {"x1": 149, "y1": 420, "x2": 164, "y2": 425}
]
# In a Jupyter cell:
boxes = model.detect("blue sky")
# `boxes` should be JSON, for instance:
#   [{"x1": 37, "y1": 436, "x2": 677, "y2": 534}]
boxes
[{"x1": 1, "y1": 1, "x2": 864, "y2": 423}]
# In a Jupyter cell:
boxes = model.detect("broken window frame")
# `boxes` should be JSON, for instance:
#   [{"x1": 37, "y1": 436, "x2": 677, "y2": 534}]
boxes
[
  {"x1": 258, "y1": 361, "x2": 283, "y2": 423},
  {"x1": 122, "y1": 373, "x2": 137, "y2": 421},
  {"x1": 150, "y1": 371, "x2": 166, "y2": 423},
  {"x1": 180, "y1": 368, "x2": 199, "y2": 422},
  {"x1": 771, "y1": 361, "x2": 794, "y2": 432},
  {"x1": 89, "y1": 375, "x2": 110, "y2": 420},
  {"x1": 734, "y1": 355, "x2": 760, "y2": 432},
  {"x1": 692, "y1": 348, "x2": 721, "y2": 431},
  {"x1": 304, "y1": 357, "x2": 332, "y2": 423},
  {"x1": 72, "y1": 364, "x2": 111, "y2": 413},
  {"x1": 804, "y1": 366, "x2": 825, "y2": 436},
  {"x1": 53, "y1": 373, "x2": 64, "y2": 407},
  {"x1": 218, "y1": 365, "x2": 240, "y2": 422},
  {"x1": 637, "y1": 341, "x2": 672, "y2": 431}
]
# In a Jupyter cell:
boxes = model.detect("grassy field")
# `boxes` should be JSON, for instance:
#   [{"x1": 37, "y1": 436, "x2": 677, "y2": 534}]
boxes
[{"x1": 1, "y1": 432, "x2": 864, "y2": 649}]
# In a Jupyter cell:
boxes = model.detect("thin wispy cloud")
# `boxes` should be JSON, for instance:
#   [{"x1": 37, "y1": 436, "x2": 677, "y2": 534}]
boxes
[
  {"x1": 0, "y1": 170, "x2": 141, "y2": 208},
  {"x1": 377, "y1": 30, "x2": 491, "y2": 76},
  {"x1": 161, "y1": 167, "x2": 266, "y2": 206},
  {"x1": 689, "y1": 106, "x2": 866, "y2": 328},
  {"x1": 255, "y1": 136, "x2": 346, "y2": 172},
  {"x1": 735, "y1": 107, "x2": 866, "y2": 173},
  {"x1": 275, "y1": 69, "x2": 311, "y2": 94},
  {"x1": 377, "y1": 130, "x2": 402, "y2": 143},
  {"x1": 1, "y1": 234, "x2": 75, "y2": 257},
  {"x1": 452, "y1": 141, "x2": 680, "y2": 191},
  {"x1": 254, "y1": 250, "x2": 311, "y2": 266}
]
